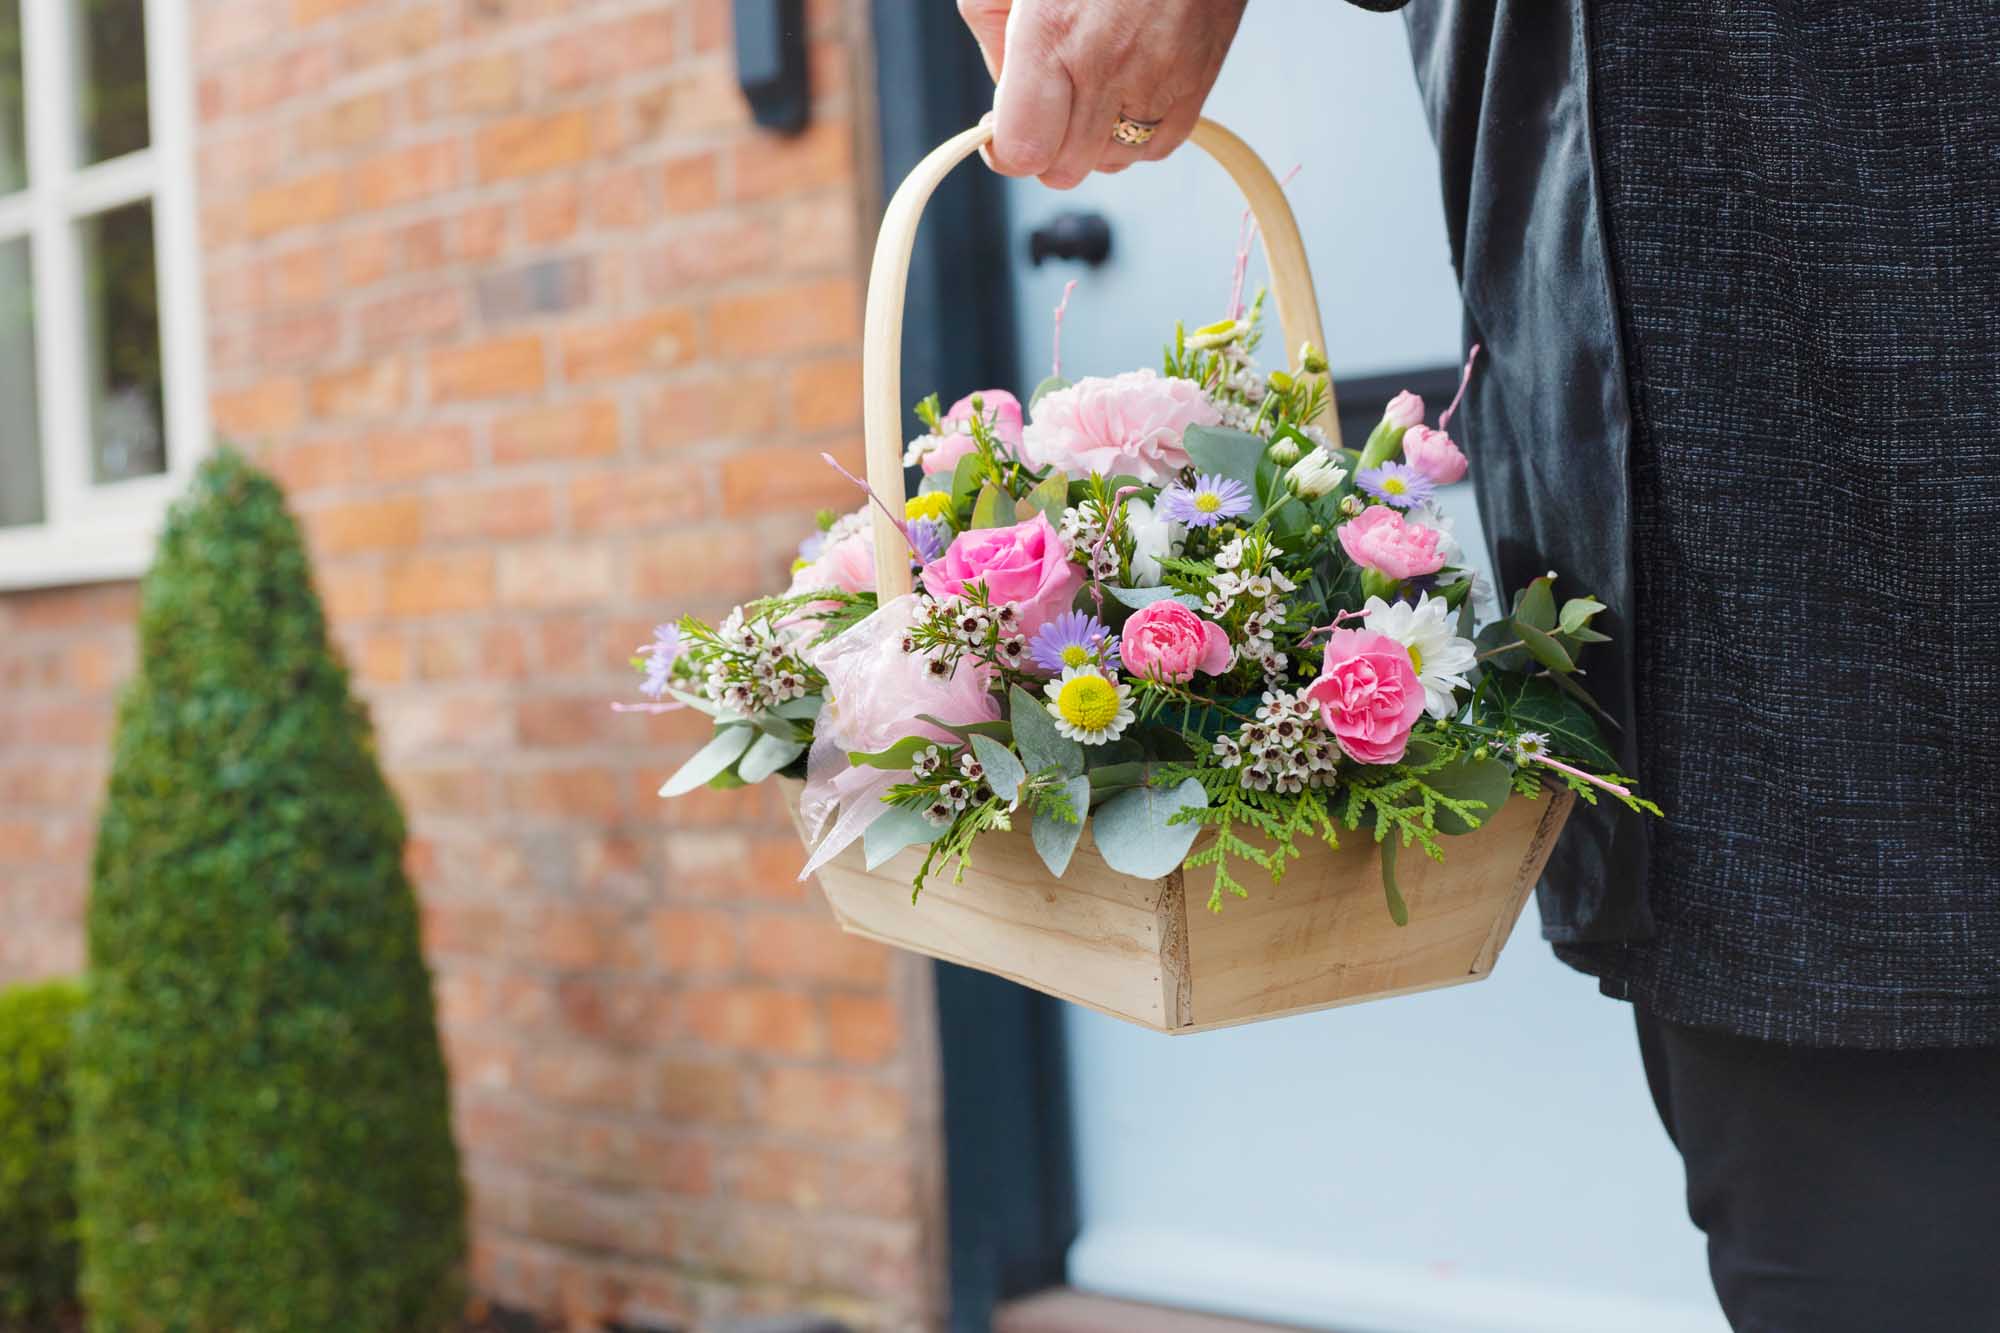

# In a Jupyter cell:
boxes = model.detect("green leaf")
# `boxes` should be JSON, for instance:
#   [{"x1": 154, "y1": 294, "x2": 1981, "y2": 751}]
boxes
[
  {"x1": 1380, "y1": 837, "x2": 1410, "y2": 926},
  {"x1": 917, "y1": 468, "x2": 954, "y2": 495},
  {"x1": 970, "y1": 735, "x2": 1027, "y2": 800},
  {"x1": 1105, "y1": 584, "x2": 1200, "y2": 610},
  {"x1": 738, "y1": 732, "x2": 806, "y2": 784},
  {"x1": 1017, "y1": 473, "x2": 1069, "y2": 526},
  {"x1": 1512, "y1": 575, "x2": 1558, "y2": 633},
  {"x1": 1489, "y1": 673, "x2": 1618, "y2": 769},
  {"x1": 1514, "y1": 620, "x2": 1576, "y2": 673},
  {"x1": 950, "y1": 451, "x2": 984, "y2": 510},
  {"x1": 1084, "y1": 760, "x2": 1148, "y2": 795},
  {"x1": 1455, "y1": 587, "x2": 1476, "y2": 641},
  {"x1": 1029, "y1": 375, "x2": 1071, "y2": 413},
  {"x1": 1424, "y1": 757, "x2": 1512, "y2": 835},
  {"x1": 848, "y1": 735, "x2": 935, "y2": 770},
  {"x1": 915, "y1": 714, "x2": 1013, "y2": 743},
  {"x1": 659, "y1": 725, "x2": 755, "y2": 797},
  {"x1": 1009, "y1": 685, "x2": 1084, "y2": 778},
  {"x1": 971, "y1": 483, "x2": 1011, "y2": 529},
  {"x1": 1181, "y1": 425, "x2": 1266, "y2": 495},
  {"x1": 863, "y1": 804, "x2": 945, "y2": 870},
  {"x1": 1091, "y1": 778, "x2": 1208, "y2": 879},
  {"x1": 1031, "y1": 775, "x2": 1093, "y2": 877},
  {"x1": 1473, "y1": 619, "x2": 1530, "y2": 671},
  {"x1": 1559, "y1": 595, "x2": 1608, "y2": 635}
]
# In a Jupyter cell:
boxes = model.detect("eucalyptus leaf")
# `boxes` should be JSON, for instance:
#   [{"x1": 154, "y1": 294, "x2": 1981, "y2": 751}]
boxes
[
  {"x1": 1513, "y1": 576, "x2": 1558, "y2": 633},
  {"x1": 1029, "y1": 375, "x2": 1071, "y2": 413},
  {"x1": 1105, "y1": 584, "x2": 1201, "y2": 611},
  {"x1": 970, "y1": 734, "x2": 1027, "y2": 800},
  {"x1": 1018, "y1": 473, "x2": 1070, "y2": 526},
  {"x1": 1091, "y1": 778, "x2": 1208, "y2": 879},
  {"x1": 1182, "y1": 425, "x2": 1267, "y2": 494},
  {"x1": 863, "y1": 804, "x2": 946, "y2": 870},
  {"x1": 1084, "y1": 760, "x2": 1148, "y2": 795},
  {"x1": 1424, "y1": 757, "x2": 1512, "y2": 835},
  {"x1": 848, "y1": 735, "x2": 934, "y2": 770},
  {"x1": 971, "y1": 483, "x2": 1010, "y2": 529},
  {"x1": 950, "y1": 452, "x2": 984, "y2": 509},
  {"x1": 1515, "y1": 620, "x2": 1576, "y2": 673},
  {"x1": 917, "y1": 469, "x2": 954, "y2": 495},
  {"x1": 772, "y1": 696, "x2": 823, "y2": 721},
  {"x1": 738, "y1": 732, "x2": 807, "y2": 784},
  {"x1": 1380, "y1": 837, "x2": 1410, "y2": 927},
  {"x1": 1456, "y1": 588, "x2": 1476, "y2": 641},
  {"x1": 658, "y1": 725, "x2": 755, "y2": 797},
  {"x1": 916, "y1": 715, "x2": 1013, "y2": 743},
  {"x1": 1031, "y1": 774, "x2": 1094, "y2": 877},
  {"x1": 1559, "y1": 595, "x2": 1608, "y2": 635},
  {"x1": 1009, "y1": 685, "x2": 1084, "y2": 778}
]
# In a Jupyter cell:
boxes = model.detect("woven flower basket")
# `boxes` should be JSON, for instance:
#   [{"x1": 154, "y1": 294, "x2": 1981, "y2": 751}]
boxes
[{"x1": 788, "y1": 119, "x2": 1575, "y2": 1034}]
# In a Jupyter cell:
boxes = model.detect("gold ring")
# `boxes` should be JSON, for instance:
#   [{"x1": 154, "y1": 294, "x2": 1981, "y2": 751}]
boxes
[{"x1": 1112, "y1": 116, "x2": 1161, "y2": 147}]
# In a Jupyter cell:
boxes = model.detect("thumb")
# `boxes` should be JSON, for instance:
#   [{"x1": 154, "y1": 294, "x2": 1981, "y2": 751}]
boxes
[{"x1": 958, "y1": 0, "x2": 1010, "y2": 82}]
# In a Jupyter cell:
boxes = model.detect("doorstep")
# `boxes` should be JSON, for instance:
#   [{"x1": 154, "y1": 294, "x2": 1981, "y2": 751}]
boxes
[{"x1": 994, "y1": 1289, "x2": 1317, "y2": 1333}]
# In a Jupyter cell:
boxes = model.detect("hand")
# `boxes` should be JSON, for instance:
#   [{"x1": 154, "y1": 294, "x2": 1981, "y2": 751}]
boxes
[{"x1": 958, "y1": 0, "x2": 1250, "y2": 188}]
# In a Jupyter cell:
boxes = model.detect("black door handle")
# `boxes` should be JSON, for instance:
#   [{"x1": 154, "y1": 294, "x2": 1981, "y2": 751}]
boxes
[{"x1": 1028, "y1": 212, "x2": 1112, "y2": 267}]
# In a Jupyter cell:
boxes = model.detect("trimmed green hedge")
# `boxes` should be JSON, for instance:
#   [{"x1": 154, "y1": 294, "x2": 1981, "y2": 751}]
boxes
[
  {"x1": 0, "y1": 978, "x2": 85, "y2": 1326},
  {"x1": 71, "y1": 449, "x2": 466, "y2": 1332}
]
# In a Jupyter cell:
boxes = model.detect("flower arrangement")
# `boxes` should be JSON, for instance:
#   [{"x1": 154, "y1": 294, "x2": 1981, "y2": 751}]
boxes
[{"x1": 630, "y1": 297, "x2": 1656, "y2": 922}]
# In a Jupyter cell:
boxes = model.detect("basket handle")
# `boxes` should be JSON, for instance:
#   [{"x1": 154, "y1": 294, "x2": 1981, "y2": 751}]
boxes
[{"x1": 863, "y1": 118, "x2": 1341, "y2": 598}]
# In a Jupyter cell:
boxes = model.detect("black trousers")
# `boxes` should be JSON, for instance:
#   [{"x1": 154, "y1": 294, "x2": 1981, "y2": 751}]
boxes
[{"x1": 1634, "y1": 1010, "x2": 2000, "y2": 1333}]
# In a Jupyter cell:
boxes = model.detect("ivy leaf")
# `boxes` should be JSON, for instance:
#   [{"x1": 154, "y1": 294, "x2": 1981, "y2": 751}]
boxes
[
  {"x1": 1031, "y1": 775, "x2": 1093, "y2": 877},
  {"x1": 659, "y1": 725, "x2": 755, "y2": 797},
  {"x1": 970, "y1": 734, "x2": 1027, "y2": 800},
  {"x1": 1182, "y1": 425, "x2": 1266, "y2": 496},
  {"x1": 1380, "y1": 836, "x2": 1410, "y2": 926},
  {"x1": 1092, "y1": 778, "x2": 1208, "y2": 879},
  {"x1": 971, "y1": 483, "x2": 1011, "y2": 529},
  {"x1": 1423, "y1": 757, "x2": 1512, "y2": 835},
  {"x1": 1029, "y1": 375, "x2": 1071, "y2": 413},
  {"x1": 1490, "y1": 673, "x2": 1618, "y2": 769},
  {"x1": 738, "y1": 732, "x2": 806, "y2": 784},
  {"x1": 863, "y1": 804, "x2": 945, "y2": 870},
  {"x1": 1009, "y1": 685, "x2": 1084, "y2": 779}
]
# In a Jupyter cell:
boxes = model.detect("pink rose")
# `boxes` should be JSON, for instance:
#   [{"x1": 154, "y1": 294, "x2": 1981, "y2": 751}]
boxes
[
  {"x1": 1304, "y1": 628, "x2": 1424, "y2": 765},
  {"x1": 917, "y1": 389, "x2": 1024, "y2": 476},
  {"x1": 1020, "y1": 369, "x2": 1221, "y2": 485},
  {"x1": 1401, "y1": 424, "x2": 1468, "y2": 485},
  {"x1": 1337, "y1": 505, "x2": 1446, "y2": 581},
  {"x1": 920, "y1": 512, "x2": 1084, "y2": 635},
  {"x1": 1382, "y1": 390, "x2": 1425, "y2": 431},
  {"x1": 812, "y1": 595, "x2": 999, "y2": 755},
  {"x1": 1120, "y1": 600, "x2": 1233, "y2": 683}
]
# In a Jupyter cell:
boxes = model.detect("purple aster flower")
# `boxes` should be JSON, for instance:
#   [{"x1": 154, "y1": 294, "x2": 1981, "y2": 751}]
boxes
[
  {"x1": 1157, "y1": 473, "x2": 1253, "y2": 528},
  {"x1": 1356, "y1": 461, "x2": 1436, "y2": 510},
  {"x1": 1027, "y1": 611, "x2": 1121, "y2": 676},
  {"x1": 907, "y1": 516, "x2": 951, "y2": 565},
  {"x1": 637, "y1": 623, "x2": 684, "y2": 697}
]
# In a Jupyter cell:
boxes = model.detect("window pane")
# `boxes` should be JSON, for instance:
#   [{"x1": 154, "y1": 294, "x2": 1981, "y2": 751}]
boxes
[
  {"x1": 0, "y1": 237, "x2": 42, "y2": 526},
  {"x1": 74, "y1": 0, "x2": 149, "y2": 165},
  {"x1": 80, "y1": 201, "x2": 164, "y2": 484},
  {"x1": 0, "y1": 0, "x2": 24, "y2": 191}
]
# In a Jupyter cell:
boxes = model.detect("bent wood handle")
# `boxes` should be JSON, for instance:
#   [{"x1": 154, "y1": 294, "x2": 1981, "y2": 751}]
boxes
[{"x1": 864, "y1": 118, "x2": 1341, "y2": 598}]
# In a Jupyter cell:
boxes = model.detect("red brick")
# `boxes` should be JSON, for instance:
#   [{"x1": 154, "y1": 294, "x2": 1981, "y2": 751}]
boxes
[
  {"x1": 496, "y1": 542, "x2": 615, "y2": 610},
  {"x1": 643, "y1": 220, "x2": 775, "y2": 295},
  {"x1": 648, "y1": 908, "x2": 738, "y2": 975},
  {"x1": 446, "y1": 52, "x2": 521, "y2": 115},
  {"x1": 568, "y1": 465, "x2": 707, "y2": 533},
  {"x1": 711, "y1": 278, "x2": 860, "y2": 358},
  {"x1": 514, "y1": 695, "x2": 616, "y2": 748},
  {"x1": 308, "y1": 359, "x2": 405, "y2": 421},
  {"x1": 638, "y1": 372, "x2": 781, "y2": 452},
  {"x1": 679, "y1": 986, "x2": 820, "y2": 1058},
  {"x1": 756, "y1": 1068, "x2": 908, "y2": 1143},
  {"x1": 502, "y1": 767, "x2": 623, "y2": 821},
  {"x1": 385, "y1": 551, "x2": 495, "y2": 616},
  {"x1": 310, "y1": 495, "x2": 425, "y2": 554},
  {"x1": 457, "y1": 204, "x2": 509, "y2": 261},
  {"x1": 358, "y1": 286, "x2": 465, "y2": 349},
  {"x1": 825, "y1": 994, "x2": 900, "y2": 1066},
  {"x1": 520, "y1": 1045, "x2": 641, "y2": 1112},
  {"x1": 295, "y1": 91, "x2": 393, "y2": 154},
  {"x1": 520, "y1": 179, "x2": 582, "y2": 245},
  {"x1": 476, "y1": 110, "x2": 593, "y2": 182},
  {"x1": 630, "y1": 530, "x2": 770, "y2": 603},
  {"x1": 429, "y1": 336, "x2": 545, "y2": 402},
  {"x1": 526, "y1": 904, "x2": 645, "y2": 971},
  {"x1": 589, "y1": 166, "x2": 651, "y2": 229},
  {"x1": 211, "y1": 379, "x2": 305, "y2": 437},
  {"x1": 661, "y1": 152, "x2": 720, "y2": 214},
  {"x1": 559, "y1": 309, "x2": 699, "y2": 383},
  {"x1": 246, "y1": 171, "x2": 343, "y2": 237},
  {"x1": 424, "y1": 483, "x2": 555, "y2": 542},
  {"x1": 785, "y1": 356, "x2": 862, "y2": 433},
  {"x1": 720, "y1": 441, "x2": 862, "y2": 517},
  {"x1": 350, "y1": 140, "x2": 460, "y2": 212},
  {"x1": 733, "y1": 119, "x2": 855, "y2": 202},
  {"x1": 743, "y1": 913, "x2": 889, "y2": 989},
  {"x1": 655, "y1": 1058, "x2": 745, "y2": 1124},
  {"x1": 492, "y1": 401, "x2": 621, "y2": 463},
  {"x1": 363, "y1": 426, "x2": 477, "y2": 481}
]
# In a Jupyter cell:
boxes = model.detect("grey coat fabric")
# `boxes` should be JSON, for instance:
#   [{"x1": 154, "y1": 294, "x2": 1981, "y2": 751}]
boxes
[{"x1": 1382, "y1": 0, "x2": 2000, "y2": 1047}]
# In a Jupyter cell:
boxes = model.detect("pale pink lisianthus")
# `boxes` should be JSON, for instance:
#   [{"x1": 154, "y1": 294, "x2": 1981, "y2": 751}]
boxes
[
  {"x1": 786, "y1": 529, "x2": 876, "y2": 597},
  {"x1": 1337, "y1": 505, "x2": 1447, "y2": 581},
  {"x1": 920, "y1": 512, "x2": 1084, "y2": 636},
  {"x1": 1382, "y1": 390, "x2": 1426, "y2": 431},
  {"x1": 1020, "y1": 369, "x2": 1221, "y2": 485},
  {"x1": 1119, "y1": 600, "x2": 1233, "y2": 683},
  {"x1": 811, "y1": 594, "x2": 998, "y2": 755},
  {"x1": 1304, "y1": 628, "x2": 1425, "y2": 765},
  {"x1": 1400, "y1": 424, "x2": 1468, "y2": 485},
  {"x1": 913, "y1": 389, "x2": 1025, "y2": 476}
]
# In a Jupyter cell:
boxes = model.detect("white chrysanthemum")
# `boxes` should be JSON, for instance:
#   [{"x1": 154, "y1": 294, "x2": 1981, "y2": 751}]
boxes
[
  {"x1": 1042, "y1": 667, "x2": 1136, "y2": 745},
  {"x1": 1361, "y1": 591, "x2": 1478, "y2": 719}
]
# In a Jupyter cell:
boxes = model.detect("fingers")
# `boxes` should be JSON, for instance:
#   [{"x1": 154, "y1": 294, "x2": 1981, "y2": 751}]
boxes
[
  {"x1": 956, "y1": 0, "x2": 1011, "y2": 82},
  {"x1": 989, "y1": 15, "x2": 1072, "y2": 178},
  {"x1": 1039, "y1": 81, "x2": 1120, "y2": 189}
]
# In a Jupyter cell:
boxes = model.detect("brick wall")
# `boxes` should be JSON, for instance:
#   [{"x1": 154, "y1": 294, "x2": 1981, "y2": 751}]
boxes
[{"x1": 0, "y1": 0, "x2": 953, "y2": 1328}]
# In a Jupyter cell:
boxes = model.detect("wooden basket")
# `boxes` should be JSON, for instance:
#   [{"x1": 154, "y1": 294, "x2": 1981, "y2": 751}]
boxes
[{"x1": 798, "y1": 118, "x2": 1575, "y2": 1034}]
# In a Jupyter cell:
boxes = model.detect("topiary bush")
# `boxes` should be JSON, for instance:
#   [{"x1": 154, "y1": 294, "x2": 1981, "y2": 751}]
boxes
[
  {"x1": 0, "y1": 978, "x2": 85, "y2": 1327},
  {"x1": 71, "y1": 448, "x2": 466, "y2": 1332}
]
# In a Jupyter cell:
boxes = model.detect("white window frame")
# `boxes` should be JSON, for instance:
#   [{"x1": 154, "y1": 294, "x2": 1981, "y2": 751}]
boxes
[{"x1": 0, "y1": 0, "x2": 208, "y2": 590}]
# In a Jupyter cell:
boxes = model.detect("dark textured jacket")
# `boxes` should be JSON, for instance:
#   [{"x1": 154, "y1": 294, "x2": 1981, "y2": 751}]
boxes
[{"x1": 1375, "y1": 0, "x2": 2000, "y2": 1047}]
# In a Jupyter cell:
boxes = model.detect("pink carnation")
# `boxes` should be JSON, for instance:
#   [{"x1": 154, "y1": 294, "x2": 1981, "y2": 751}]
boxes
[
  {"x1": 920, "y1": 512, "x2": 1084, "y2": 636},
  {"x1": 1020, "y1": 369, "x2": 1221, "y2": 485},
  {"x1": 917, "y1": 389, "x2": 1024, "y2": 476},
  {"x1": 811, "y1": 595, "x2": 998, "y2": 755},
  {"x1": 1304, "y1": 628, "x2": 1424, "y2": 765},
  {"x1": 1401, "y1": 424, "x2": 1468, "y2": 485},
  {"x1": 1337, "y1": 505, "x2": 1446, "y2": 581},
  {"x1": 1119, "y1": 600, "x2": 1233, "y2": 683}
]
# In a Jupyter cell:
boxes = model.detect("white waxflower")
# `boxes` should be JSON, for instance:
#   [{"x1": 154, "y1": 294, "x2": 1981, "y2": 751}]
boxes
[
  {"x1": 1361, "y1": 591, "x2": 1478, "y2": 719},
  {"x1": 1286, "y1": 447, "x2": 1347, "y2": 498}
]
